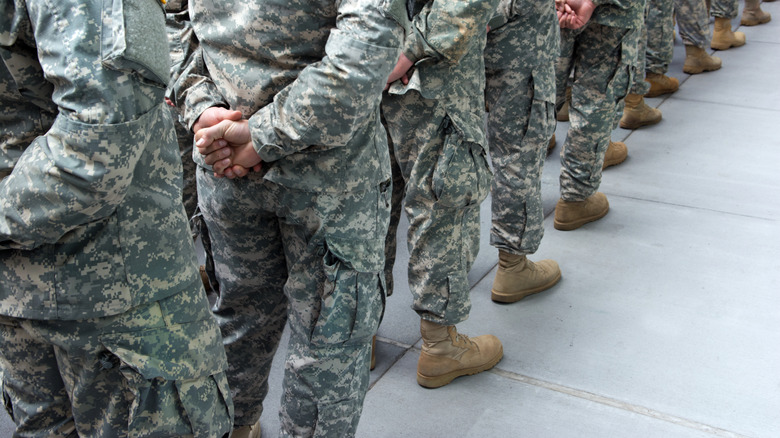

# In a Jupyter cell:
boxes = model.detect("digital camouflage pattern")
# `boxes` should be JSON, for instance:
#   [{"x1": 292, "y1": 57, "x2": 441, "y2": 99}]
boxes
[
  {"x1": 0, "y1": 0, "x2": 232, "y2": 436},
  {"x1": 174, "y1": 0, "x2": 406, "y2": 435},
  {"x1": 197, "y1": 172, "x2": 390, "y2": 436},
  {"x1": 382, "y1": 0, "x2": 499, "y2": 325},
  {"x1": 645, "y1": 0, "x2": 675, "y2": 74},
  {"x1": 485, "y1": 0, "x2": 559, "y2": 256},
  {"x1": 674, "y1": 0, "x2": 711, "y2": 48},
  {"x1": 710, "y1": 0, "x2": 739, "y2": 19},
  {"x1": 164, "y1": 0, "x2": 200, "y2": 237},
  {"x1": 0, "y1": 285, "x2": 232, "y2": 437},
  {"x1": 555, "y1": 0, "x2": 644, "y2": 201},
  {"x1": 629, "y1": 2, "x2": 653, "y2": 96}
]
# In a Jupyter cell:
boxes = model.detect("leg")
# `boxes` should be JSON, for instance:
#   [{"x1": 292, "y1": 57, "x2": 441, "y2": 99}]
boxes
[
  {"x1": 197, "y1": 169, "x2": 288, "y2": 429},
  {"x1": 277, "y1": 183, "x2": 388, "y2": 436},
  {"x1": 0, "y1": 316, "x2": 76, "y2": 437},
  {"x1": 484, "y1": 14, "x2": 561, "y2": 302}
]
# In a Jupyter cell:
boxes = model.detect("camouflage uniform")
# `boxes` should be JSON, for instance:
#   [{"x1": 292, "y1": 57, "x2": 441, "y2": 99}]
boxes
[
  {"x1": 382, "y1": 0, "x2": 500, "y2": 325},
  {"x1": 0, "y1": 0, "x2": 232, "y2": 436},
  {"x1": 164, "y1": 0, "x2": 199, "y2": 236},
  {"x1": 710, "y1": 0, "x2": 739, "y2": 19},
  {"x1": 675, "y1": 0, "x2": 711, "y2": 48},
  {"x1": 628, "y1": 2, "x2": 652, "y2": 96},
  {"x1": 173, "y1": 1, "x2": 406, "y2": 435},
  {"x1": 163, "y1": 0, "x2": 217, "y2": 292},
  {"x1": 484, "y1": 0, "x2": 559, "y2": 256},
  {"x1": 645, "y1": 0, "x2": 675, "y2": 75},
  {"x1": 555, "y1": 0, "x2": 645, "y2": 201}
]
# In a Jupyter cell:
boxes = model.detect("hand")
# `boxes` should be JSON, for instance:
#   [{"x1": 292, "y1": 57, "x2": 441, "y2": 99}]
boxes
[
  {"x1": 384, "y1": 53, "x2": 414, "y2": 90},
  {"x1": 195, "y1": 119, "x2": 262, "y2": 178},
  {"x1": 192, "y1": 106, "x2": 243, "y2": 133},
  {"x1": 558, "y1": 0, "x2": 596, "y2": 29}
]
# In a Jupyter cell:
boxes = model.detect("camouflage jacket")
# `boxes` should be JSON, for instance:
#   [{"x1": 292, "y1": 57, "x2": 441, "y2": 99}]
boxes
[
  {"x1": 387, "y1": 0, "x2": 501, "y2": 146},
  {"x1": 0, "y1": 0, "x2": 199, "y2": 320},
  {"x1": 489, "y1": 0, "x2": 560, "y2": 104},
  {"x1": 174, "y1": 0, "x2": 408, "y2": 192},
  {"x1": 592, "y1": 0, "x2": 646, "y2": 29}
]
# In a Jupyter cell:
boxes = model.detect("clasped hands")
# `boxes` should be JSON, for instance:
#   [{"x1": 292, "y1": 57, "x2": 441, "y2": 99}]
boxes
[
  {"x1": 556, "y1": 0, "x2": 596, "y2": 29},
  {"x1": 193, "y1": 107, "x2": 261, "y2": 179}
]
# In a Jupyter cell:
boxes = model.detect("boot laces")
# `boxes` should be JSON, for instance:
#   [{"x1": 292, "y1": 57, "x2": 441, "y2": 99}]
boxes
[{"x1": 452, "y1": 332, "x2": 479, "y2": 351}]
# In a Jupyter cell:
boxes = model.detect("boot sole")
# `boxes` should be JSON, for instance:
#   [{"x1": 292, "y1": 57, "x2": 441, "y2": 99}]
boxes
[
  {"x1": 619, "y1": 117, "x2": 661, "y2": 130},
  {"x1": 491, "y1": 271, "x2": 562, "y2": 303},
  {"x1": 741, "y1": 17, "x2": 771, "y2": 26},
  {"x1": 644, "y1": 85, "x2": 678, "y2": 97},
  {"x1": 554, "y1": 207, "x2": 609, "y2": 231},
  {"x1": 683, "y1": 64, "x2": 721, "y2": 74},
  {"x1": 710, "y1": 40, "x2": 746, "y2": 50},
  {"x1": 416, "y1": 345, "x2": 504, "y2": 389}
]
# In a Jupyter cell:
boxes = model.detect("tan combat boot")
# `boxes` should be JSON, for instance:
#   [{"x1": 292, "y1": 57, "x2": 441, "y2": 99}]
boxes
[
  {"x1": 620, "y1": 94, "x2": 662, "y2": 129},
  {"x1": 741, "y1": 0, "x2": 771, "y2": 25},
  {"x1": 548, "y1": 134, "x2": 556, "y2": 152},
  {"x1": 417, "y1": 320, "x2": 503, "y2": 388},
  {"x1": 602, "y1": 141, "x2": 628, "y2": 169},
  {"x1": 683, "y1": 45, "x2": 722, "y2": 74},
  {"x1": 491, "y1": 251, "x2": 561, "y2": 303},
  {"x1": 233, "y1": 421, "x2": 262, "y2": 438},
  {"x1": 711, "y1": 17, "x2": 746, "y2": 50},
  {"x1": 554, "y1": 192, "x2": 610, "y2": 231},
  {"x1": 557, "y1": 86, "x2": 572, "y2": 122},
  {"x1": 644, "y1": 72, "x2": 679, "y2": 97}
]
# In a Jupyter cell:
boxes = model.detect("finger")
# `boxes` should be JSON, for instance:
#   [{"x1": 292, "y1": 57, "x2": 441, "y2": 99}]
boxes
[{"x1": 204, "y1": 148, "x2": 232, "y2": 167}]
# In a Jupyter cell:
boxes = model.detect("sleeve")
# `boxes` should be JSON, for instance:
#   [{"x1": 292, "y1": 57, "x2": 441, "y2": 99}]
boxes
[
  {"x1": 171, "y1": 27, "x2": 229, "y2": 130},
  {"x1": 247, "y1": 0, "x2": 406, "y2": 164},
  {"x1": 0, "y1": 0, "x2": 172, "y2": 250},
  {"x1": 402, "y1": 0, "x2": 501, "y2": 64}
]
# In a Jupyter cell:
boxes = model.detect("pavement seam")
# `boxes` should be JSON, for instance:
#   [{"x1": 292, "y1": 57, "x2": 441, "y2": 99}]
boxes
[{"x1": 489, "y1": 367, "x2": 751, "y2": 438}]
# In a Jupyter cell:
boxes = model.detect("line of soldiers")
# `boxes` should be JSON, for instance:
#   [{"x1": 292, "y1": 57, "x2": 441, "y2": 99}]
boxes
[{"x1": 0, "y1": 0, "x2": 770, "y2": 436}]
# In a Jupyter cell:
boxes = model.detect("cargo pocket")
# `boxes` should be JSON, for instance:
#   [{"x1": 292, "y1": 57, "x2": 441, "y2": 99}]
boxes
[
  {"x1": 311, "y1": 237, "x2": 384, "y2": 346},
  {"x1": 100, "y1": 317, "x2": 231, "y2": 437},
  {"x1": 101, "y1": 0, "x2": 171, "y2": 86},
  {"x1": 431, "y1": 120, "x2": 492, "y2": 208}
]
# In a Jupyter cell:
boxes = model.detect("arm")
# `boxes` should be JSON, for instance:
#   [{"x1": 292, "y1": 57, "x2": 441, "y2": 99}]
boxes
[
  {"x1": 1, "y1": 1, "x2": 171, "y2": 250},
  {"x1": 401, "y1": 0, "x2": 501, "y2": 66},
  {"x1": 245, "y1": 0, "x2": 406, "y2": 164}
]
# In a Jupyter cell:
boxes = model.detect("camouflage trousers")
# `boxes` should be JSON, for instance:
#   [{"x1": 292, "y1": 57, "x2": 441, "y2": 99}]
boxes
[
  {"x1": 484, "y1": 11, "x2": 557, "y2": 256},
  {"x1": 0, "y1": 283, "x2": 232, "y2": 438},
  {"x1": 556, "y1": 23, "x2": 637, "y2": 201},
  {"x1": 630, "y1": 3, "x2": 653, "y2": 95},
  {"x1": 711, "y1": 0, "x2": 739, "y2": 19},
  {"x1": 382, "y1": 90, "x2": 491, "y2": 326},
  {"x1": 196, "y1": 169, "x2": 387, "y2": 437},
  {"x1": 646, "y1": 0, "x2": 675, "y2": 74},
  {"x1": 675, "y1": 0, "x2": 711, "y2": 48}
]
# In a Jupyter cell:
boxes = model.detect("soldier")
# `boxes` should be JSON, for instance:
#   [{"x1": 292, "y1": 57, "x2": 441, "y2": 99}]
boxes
[
  {"x1": 553, "y1": 0, "x2": 645, "y2": 231},
  {"x1": 484, "y1": 0, "x2": 563, "y2": 303},
  {"x1": 176, "y1": 0, "x2": 408, "y2": 436},
  {"x1": 380, "y1": 0, "x2": 504, "y2": 389},
  {"x1": 0, "y1": 1, "x2": 233, "y2": 437}
]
